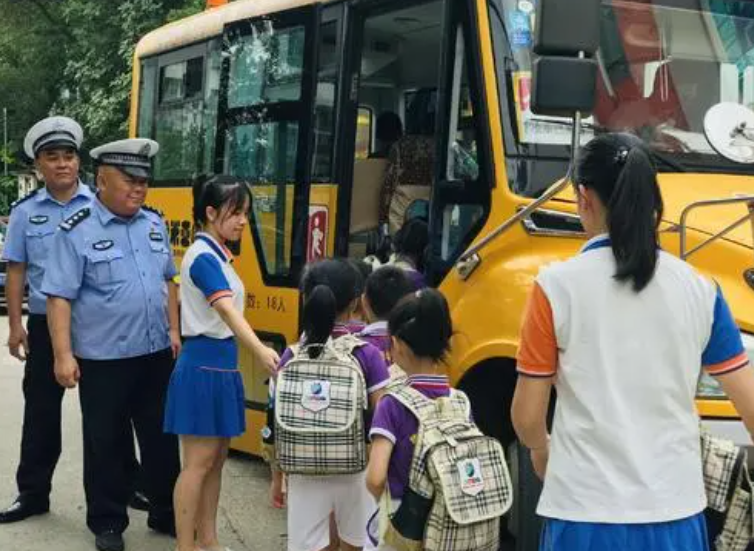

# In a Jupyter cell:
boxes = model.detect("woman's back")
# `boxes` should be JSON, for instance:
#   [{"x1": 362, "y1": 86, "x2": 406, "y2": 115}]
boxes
[{"x1": 531, "y1": 238, "x2": 731, "y2": 522}]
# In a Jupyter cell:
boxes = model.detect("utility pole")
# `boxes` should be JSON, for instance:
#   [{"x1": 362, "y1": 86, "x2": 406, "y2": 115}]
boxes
[{"x1": 2, "y1": 107, "x2": 7, "y2": 176}]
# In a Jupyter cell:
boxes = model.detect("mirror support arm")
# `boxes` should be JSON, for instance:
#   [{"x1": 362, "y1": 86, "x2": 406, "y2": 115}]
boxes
[
  {"x1": 679, "y1": 196, "x2": 754, "y2": 261},
  {"x1": 456, "y1": 106, "x2": 584, "y2": 277}
]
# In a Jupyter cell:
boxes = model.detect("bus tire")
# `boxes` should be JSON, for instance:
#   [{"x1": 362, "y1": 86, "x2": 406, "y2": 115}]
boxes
[
  {"x1": 507, "y1": 441, "x2": 543, "y2": 551},
  {"x1": 456, "y1": 360, "x2": 542, "y2": 551}
]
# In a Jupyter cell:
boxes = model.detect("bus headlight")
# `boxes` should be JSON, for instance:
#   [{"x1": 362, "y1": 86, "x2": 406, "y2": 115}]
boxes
[{"x1": 697, "y1": 332, "x2": 754, "y2": 398}]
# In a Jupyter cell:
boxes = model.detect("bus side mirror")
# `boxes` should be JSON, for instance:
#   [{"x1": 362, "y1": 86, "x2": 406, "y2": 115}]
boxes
[
  {"x1": 534, "y1": 0, "x2": 601, "y2": 56},
  {"x1": 531, "y1": 57, "x2": 597, "y2": 117},
  {"x1": 531, "y1": 0, "x2": 601, "y2": 117}
]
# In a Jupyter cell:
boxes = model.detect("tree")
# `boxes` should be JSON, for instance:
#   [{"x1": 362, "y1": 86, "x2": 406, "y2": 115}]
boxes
[
  {"x1": 0, "y1": 0, "x2": 69, "y2": 167},
  {"x1": 54, "y1": 0, "x2": 205, "y2": 152},
  {"x1": 0, "y1": 0, "x2": 206, "y2": 213}
]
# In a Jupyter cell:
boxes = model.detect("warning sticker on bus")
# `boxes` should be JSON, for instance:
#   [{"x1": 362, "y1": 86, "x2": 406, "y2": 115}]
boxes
[{"x1": 307, "y1": 206, "x2": 328, "y2": 263}]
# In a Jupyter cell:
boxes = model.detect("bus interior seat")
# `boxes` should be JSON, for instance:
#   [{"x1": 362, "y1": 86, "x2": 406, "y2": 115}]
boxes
[{"x1": 349, "y1": 158, "x2": 388, "y2": 258}]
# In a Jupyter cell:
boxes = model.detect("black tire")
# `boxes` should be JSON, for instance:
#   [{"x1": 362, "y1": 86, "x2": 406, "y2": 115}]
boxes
[
  {"x1": 507, "y1": 441, "x2": 543, "y2": 551},
  {"x1": 457, "y1": 360, "x2": 544, "y2": 551}
]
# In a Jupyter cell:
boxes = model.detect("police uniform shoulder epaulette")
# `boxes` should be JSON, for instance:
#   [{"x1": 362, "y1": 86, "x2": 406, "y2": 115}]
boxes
[
  {"x1": 142, "y1": 205, "x2": 165, "y2": 218},
  {"x1": 60, "y1": 207, "x2": 91, "y2": 232},
  {"x1": 9, "y1": 188, "x2": 39, "y2": 213}
]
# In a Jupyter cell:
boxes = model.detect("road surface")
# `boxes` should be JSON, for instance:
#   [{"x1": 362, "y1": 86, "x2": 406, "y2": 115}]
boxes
[{"x1": 0, "y1": 317, "x2": 287, "y2": 551}]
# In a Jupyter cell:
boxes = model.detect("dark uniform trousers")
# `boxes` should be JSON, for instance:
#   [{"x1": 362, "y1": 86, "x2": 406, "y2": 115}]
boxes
[
  {"x1": 78, "y1": 348, "x2": 179, "y2": 535},
  {"x1": 16, "y1": 315, "x2": 64, "y2": 507}
]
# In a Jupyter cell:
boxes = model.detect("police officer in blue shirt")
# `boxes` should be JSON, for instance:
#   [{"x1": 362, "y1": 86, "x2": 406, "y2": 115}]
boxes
[
  {"x1": 42, "y1": 138, "x2": 181, "y2": 551},
  {"x1": 0, "y1": 116, "x2": 94, "y2": 524}
]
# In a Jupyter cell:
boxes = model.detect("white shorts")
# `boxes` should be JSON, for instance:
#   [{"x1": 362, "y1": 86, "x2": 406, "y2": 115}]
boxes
[{"x1": 287, "y1": 472, "x2": 372, "y2": 551}]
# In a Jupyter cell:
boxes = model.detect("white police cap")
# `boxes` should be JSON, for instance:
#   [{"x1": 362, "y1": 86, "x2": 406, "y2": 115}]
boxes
[
  {"x1": 90, "y1": 138, "x2": 160, "y2": 179},
  {"x1": 24, "y1": 116, "x2": 84, "y2": 159}
]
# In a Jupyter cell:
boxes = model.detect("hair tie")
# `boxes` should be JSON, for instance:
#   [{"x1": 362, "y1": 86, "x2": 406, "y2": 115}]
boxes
[{"x1": 614, "y1": 147, "x2": 630, "y2": 166}]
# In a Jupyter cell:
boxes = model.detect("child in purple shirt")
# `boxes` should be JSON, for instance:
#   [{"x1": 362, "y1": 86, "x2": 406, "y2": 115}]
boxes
[
  {"x1": 274, "y1": 259, "x2": 390, "y2": 551},
  {"x1": 365, "y1": 289, "x2": 455, "y2": 548},
  {"x1": 358, "y1": 266, "x2": 415, "y2": 360}
]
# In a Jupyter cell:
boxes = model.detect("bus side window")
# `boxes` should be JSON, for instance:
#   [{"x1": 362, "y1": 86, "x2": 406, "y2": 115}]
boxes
[
  {"x1": 438, "y1": 26, "x2": 485, "y2": 262},
  {"x1": 355, "y1": 107, "x2": 374, "y2": 160},
  {"x1": 223, "y1": 22, "x2": 307, "y2": 277},
  {"x1": 140, "y1": 40, "x2": 221, "y2": 185}
]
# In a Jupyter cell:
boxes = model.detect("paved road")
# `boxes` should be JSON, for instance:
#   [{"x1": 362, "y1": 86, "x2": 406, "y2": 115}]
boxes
[{"x1": 0, "y1": 318, "x2": 287, "y2": 551}]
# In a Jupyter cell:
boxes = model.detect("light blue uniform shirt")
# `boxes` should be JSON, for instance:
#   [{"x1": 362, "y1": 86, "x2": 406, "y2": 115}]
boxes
[
  {"x1": 41, "y1": 197, "x2": 178, "y2": 360},
  {"x1": 2, "y1": 182, "x2": 94, "y2": 315}
]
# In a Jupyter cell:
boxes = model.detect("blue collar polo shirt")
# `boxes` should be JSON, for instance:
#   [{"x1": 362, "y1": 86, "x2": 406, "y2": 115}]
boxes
[
  {"x1": 3, "y1": 182, "x2": 94, "y2": 316},
  {"x1": 41, "y1": 196, "x2": 177, "y2": 360}
]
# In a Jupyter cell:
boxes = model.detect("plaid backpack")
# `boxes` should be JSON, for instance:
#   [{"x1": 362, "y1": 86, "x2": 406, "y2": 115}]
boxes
[
  {"x1": 700, "y1": 429, "x2": 753, "y2": 551},
  {"x1": 274, "y1": 334, "x2": 368, "y2": 476},
  {"x1": 381, "y1": 384, "x2": 513, "y2": 551}
]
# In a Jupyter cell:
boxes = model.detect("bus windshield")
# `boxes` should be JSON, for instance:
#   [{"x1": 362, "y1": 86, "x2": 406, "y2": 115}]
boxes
[{"x1": 501, "y1": 0, "x2": 754, "y2": 169}]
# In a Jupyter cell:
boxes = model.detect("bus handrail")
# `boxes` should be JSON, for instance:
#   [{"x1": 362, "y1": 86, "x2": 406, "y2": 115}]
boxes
[
  {"x1": 679, "y1": 196, "x2": 754, "y2": 261},
  {"x1": 455, "y1": 112, "x2": 582, "y2": 279}
]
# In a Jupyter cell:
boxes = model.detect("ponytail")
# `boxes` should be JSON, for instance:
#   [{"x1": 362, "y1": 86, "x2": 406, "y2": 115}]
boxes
[
  {"x1": 576, "y1": 133, "x2": 663, "y2": 292},
  {"x1": 389, "y1": 289, "x2": 452, "y2": 362},
  {"x1": 302, "y1": 285, "x2": 337, "y2": 357},
  {"x1": 299, "y1": 259, "x2": 361, "y2": 357},
  {"x1": 607, "y1": 148, "x2": 663, "y2": 292}
]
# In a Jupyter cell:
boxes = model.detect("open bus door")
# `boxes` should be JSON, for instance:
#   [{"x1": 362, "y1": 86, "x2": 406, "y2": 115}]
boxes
[{"x1": 215, "y1": 4, "x2": 337, "y2": 455}]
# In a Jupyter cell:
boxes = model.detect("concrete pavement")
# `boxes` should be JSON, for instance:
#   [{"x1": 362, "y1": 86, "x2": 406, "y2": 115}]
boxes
[{"x1": 0, "y1": 318, "x2": 287, "y2": 551}]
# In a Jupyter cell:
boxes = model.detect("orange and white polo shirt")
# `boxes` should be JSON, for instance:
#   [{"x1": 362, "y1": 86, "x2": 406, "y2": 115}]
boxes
[{"x1": 517, "y1": 234, "x2": 748, "y2": 524}]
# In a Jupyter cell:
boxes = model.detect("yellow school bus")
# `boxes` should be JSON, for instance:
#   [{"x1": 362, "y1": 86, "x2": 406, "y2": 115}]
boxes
[{"x1": 132, "y1": 0, "x2": 754, "y2": 547}]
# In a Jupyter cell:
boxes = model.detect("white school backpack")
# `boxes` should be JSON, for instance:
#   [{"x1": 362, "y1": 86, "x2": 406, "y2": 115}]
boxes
[
  {"x1": 381, "y1": 384, "x2": 512, "y2": 551},
  {"x1": 274, "y1": 334, "x2": 368, "y2": 476}
]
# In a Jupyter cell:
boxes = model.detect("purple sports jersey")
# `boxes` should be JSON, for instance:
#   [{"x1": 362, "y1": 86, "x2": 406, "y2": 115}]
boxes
[{"x1": 369, "y1": 375, "x2": 451, "y2": 498}]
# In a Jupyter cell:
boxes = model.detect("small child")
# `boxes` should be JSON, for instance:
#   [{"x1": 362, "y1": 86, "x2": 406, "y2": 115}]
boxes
[
  {"x1": 359, "y1": 266, "x2": 414, "y2": 360},
  {"x1": 390, "y1": 218, "x2": 428, "y2": 290},
  {"x1": 279, "y1": 259, "x2": 390, "y2": 551},
  {"x1": 267, "y1": 259, "x2": 373, "y2": 512},
  {"x1": 365, "y1": 289, "x2": 454, "y2": 550}
]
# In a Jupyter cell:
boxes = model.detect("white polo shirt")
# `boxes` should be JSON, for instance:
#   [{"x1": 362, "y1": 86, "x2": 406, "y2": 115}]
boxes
[
  {"x1": 180, "y1": 233, "x2": 245, "y2": 339},
  {"x1": 517, "y1": 234, "x2": 748, "y2": 523}
]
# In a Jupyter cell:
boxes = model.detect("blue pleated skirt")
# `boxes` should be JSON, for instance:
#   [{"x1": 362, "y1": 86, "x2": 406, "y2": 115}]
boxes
[
  {"x1": 540, "y1": 513, "x2": 709, "y2": 551},
  {"x1": 164, "y1": 336, "x2": 245, "y2": 438}
]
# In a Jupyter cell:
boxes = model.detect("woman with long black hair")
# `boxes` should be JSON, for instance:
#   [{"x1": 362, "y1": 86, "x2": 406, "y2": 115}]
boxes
[{"x1": 512, "y1": 133, "x2": 754, "y2": 551}]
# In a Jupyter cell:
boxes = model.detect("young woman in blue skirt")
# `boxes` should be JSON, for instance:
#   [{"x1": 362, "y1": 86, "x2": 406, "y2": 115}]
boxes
[
  {"x1": 512, "y1": 133, "x2": 754, "y2": 551},
  {"x1": 164, "y1": 176, "x2": 280, "y2": 551}
]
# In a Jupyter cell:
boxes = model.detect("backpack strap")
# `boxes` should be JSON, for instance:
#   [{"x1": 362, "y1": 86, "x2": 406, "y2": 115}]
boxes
[
  {"x1": 331, "y1": 333, "x2": 367, "y2": 354},
  {"x1": 387, "y1": 384, "x2": 437, "y2": 425}
]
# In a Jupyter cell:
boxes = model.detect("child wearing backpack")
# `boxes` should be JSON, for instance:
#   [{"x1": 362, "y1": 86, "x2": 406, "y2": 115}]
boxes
[
  {"x1": 366, "y1": 290, "x2": 511, "y2": 551},
  {"x1": 358, "y1": 266, "x2": 414, "y2": 360},
  {"x1": 276, "y1": 258, "x2": 390, "y2": 551}
]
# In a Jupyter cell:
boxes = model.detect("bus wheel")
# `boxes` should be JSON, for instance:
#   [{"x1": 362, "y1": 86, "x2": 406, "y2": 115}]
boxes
[
  {"x1": 456, "y1": 360, "x2": 542, "y2": 551},
  {"x1": 506, "y1": 441, "x2": 543, "y2": 551}
]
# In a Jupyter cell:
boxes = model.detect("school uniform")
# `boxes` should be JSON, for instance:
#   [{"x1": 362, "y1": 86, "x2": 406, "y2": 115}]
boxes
[
  {"x1": 164, "y1": 233, "x2": 246, "y2": 438},
  {"x1": 368, "y1": 374, "x2": 452, "y2": 550},
  {"x1": 358, "y1": 321, "x2": 390, "y2": 359},
  {"x1": 517, "y1": 234, "x2": 749, "y2": 551},
  {"x1": 279, "y1": 334, "x2": 389, "y2": 551}
]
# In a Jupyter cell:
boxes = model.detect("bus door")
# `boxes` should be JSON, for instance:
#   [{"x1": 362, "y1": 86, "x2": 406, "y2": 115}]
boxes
[
  {"x1": 428, "y1": 0, "x2": 491, "y2": 284},
  {"x1": 336, "y1": 0, "x2": 448, "y2": 260},
  {"x1": 216, "y1": 4, "x2": 342, "y2": 454}
]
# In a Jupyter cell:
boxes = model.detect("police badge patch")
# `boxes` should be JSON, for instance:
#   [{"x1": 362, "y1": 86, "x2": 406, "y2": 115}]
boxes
[
  {"x1": 92, "y1": 240, "x2": 114, "y2": 251},
  {"x1": 29, "y1": 215, "x2": 49, "y2": 225},
  {"x1": 149, "y1": 232, "x2": 163, "y2": 242}
]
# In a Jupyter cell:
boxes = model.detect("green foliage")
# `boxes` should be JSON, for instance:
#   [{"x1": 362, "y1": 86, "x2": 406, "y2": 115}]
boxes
[
  {"x1": 0, "y1": 175, "x2": 20, "y2": 216},
  {"x1": 0, "y1": 0, "x2": 206, "y2": 170}
]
